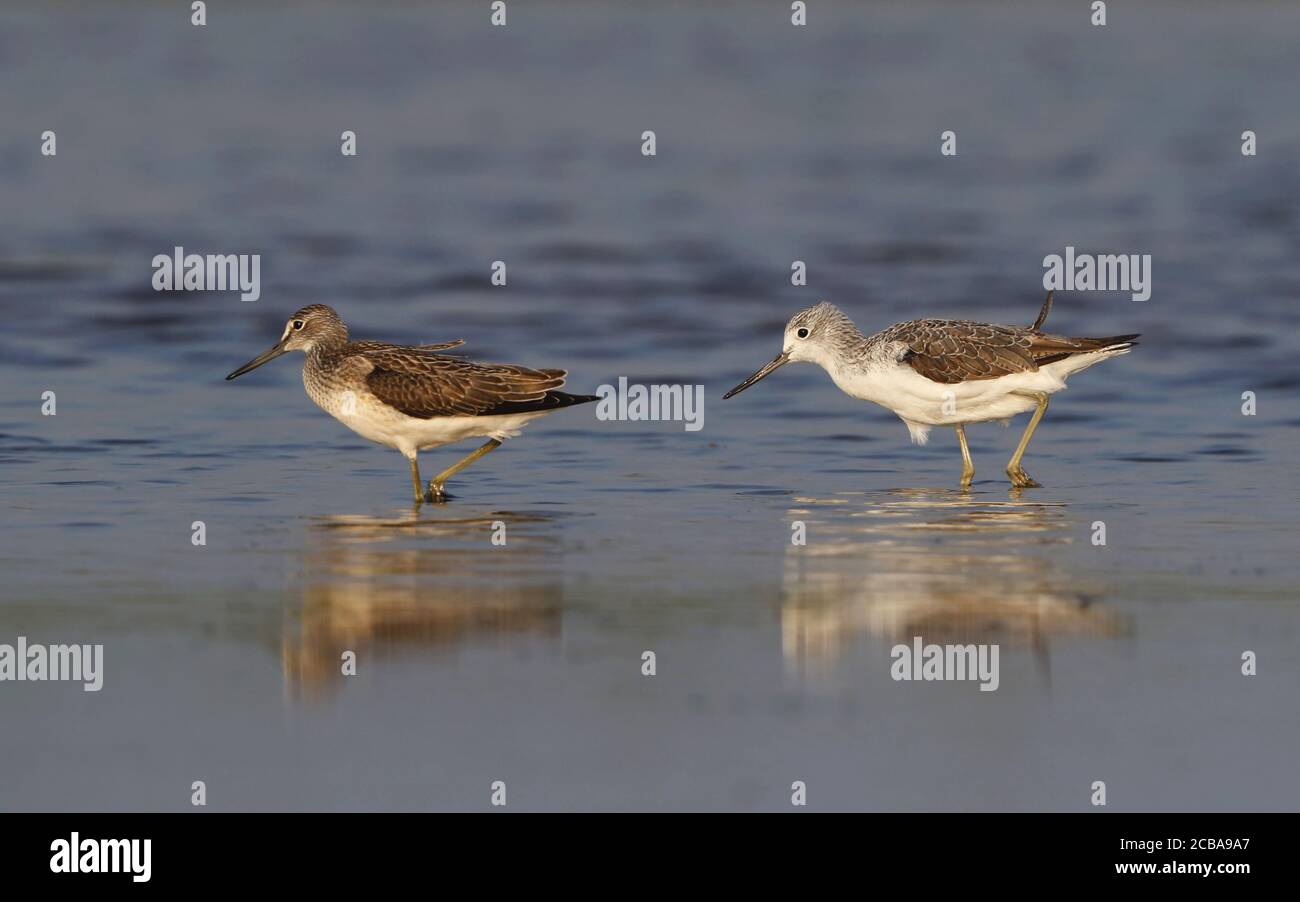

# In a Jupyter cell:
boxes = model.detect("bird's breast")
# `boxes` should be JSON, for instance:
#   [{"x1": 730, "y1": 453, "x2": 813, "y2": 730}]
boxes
[
  {"x1": 302, "y1": 368, "x2": 351, "y2": 418},
  {"x1": 827, "y1": 361, "x2": 908, "y2": 408}
]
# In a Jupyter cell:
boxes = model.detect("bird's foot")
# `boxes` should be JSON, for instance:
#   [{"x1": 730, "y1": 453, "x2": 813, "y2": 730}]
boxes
[
  {"x1": 424, "y1": 482, "x2": 451, "y2": 503},
  {"x1": 1005, "y1": 465, "x2": 1041, "y2": 488},
  {"x1": 959, "y1": 469, "x2": 975, "y2": 490}
]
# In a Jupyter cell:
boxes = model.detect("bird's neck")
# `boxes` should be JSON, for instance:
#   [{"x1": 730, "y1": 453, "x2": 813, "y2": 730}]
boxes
[
  {"x1": 820, "y1": 329, "x2": 893, "y2": 397},
  {"x1": 822, "y1": 322, "x2": 871, "y2": 364},
  {"x1": 306, "y1": 336, "x2": 348, "y2": 361}
]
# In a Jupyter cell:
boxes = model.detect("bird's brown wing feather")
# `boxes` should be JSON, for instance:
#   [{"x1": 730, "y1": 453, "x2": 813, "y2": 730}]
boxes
[
  {"x1": 890, "y1": 320, "x2": 1040, "y2": 384},
  {"x1": 358, "y1": 348, "x2": 566, "y2": 418},
  {"x1": 350, "y1": 339, "x2": 465, "y2": 354},
  {"x1": 1025, "y1": 332, "x2": 1139, "y2": 365},
  {"x1": 891, "y1": 320, "x2": 1137, "y2": 384}
]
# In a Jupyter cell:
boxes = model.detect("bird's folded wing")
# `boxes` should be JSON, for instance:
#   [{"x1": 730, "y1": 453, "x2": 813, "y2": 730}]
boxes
[
  {"x1": 891, "y1": 321, "x2": 1039, "y2": 384},
  {"x1": 1025, "y1": 332, "x2": 1137, "y2": 365},
  {"x1": 358, "y1": 348, "x2": 566, "y2": 418},
  {"x1": 351, "y1": 339, "x2": 465, "y2": 355}
]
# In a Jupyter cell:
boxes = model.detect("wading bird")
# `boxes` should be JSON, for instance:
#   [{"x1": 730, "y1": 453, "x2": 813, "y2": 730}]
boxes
[
  {"x1": 723, "y1": 293, "x2": 1138, "y2": 487},
  {"x1": 227, "y1": 305, "x2": 597, "y2": 502}
]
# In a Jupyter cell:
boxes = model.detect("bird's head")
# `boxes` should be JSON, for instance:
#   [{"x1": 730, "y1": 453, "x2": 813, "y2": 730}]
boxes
[
  {"x1": 226, "y1": 304, "x2": 348, "y2": 380},
  {"x1": 724, "y1": 301, "x2": 854, "y2": 398}
]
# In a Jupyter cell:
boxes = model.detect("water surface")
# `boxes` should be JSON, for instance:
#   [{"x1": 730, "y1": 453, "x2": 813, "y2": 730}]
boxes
[{"x1": 1, "y1": 1, "x2": 1298, "y2": 811}]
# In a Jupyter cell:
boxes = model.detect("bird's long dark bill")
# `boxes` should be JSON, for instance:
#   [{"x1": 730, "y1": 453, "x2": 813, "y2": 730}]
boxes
[
  {"x1": 226, "y1": 338, "x2": 289, "y2": 380},
  {"x1": 723, "y1": 352, "x2": 789, "y2": 399}
]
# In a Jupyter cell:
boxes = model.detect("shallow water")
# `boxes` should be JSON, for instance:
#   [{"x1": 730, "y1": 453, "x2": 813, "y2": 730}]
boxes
[{"x1": 1, "y1": 1, "x2": 1299, "y2": 810}]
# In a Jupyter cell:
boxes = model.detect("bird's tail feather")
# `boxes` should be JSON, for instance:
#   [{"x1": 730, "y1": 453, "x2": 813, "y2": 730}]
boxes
[
  {"x1": 482, "y1": 390, "x2": 599, "y2": 416},
  {"x1": 1091, "y1": 334, "x2": 1141, "y2": 349},
  {"x1": 1031, "y1": 290, "x2": 1053, "y2": 331}
]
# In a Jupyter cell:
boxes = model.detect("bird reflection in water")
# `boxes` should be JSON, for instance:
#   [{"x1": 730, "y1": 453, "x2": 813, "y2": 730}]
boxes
[
  {"x1": 781, "y1": 488, "x2": 1129, "y2": 685},
  {"x1": 282, "y1": 508, "x2": 563, "y2": 700}
]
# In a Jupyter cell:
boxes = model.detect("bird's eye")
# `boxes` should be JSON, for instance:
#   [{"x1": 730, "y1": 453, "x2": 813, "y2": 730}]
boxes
[
  {"x1": 796, "y1": 328, "x2": 809, "y2": 339},
  {"x1": 292, "y1": 320, "x2": 304, "y2": 330}
]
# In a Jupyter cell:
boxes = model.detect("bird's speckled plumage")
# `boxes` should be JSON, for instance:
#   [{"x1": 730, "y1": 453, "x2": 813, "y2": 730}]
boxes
[
  {"x1": 226, "y1": 304, "x2": 597, "y2": 501},
  {"x1": 725, "y1": 294, "x2": 1139, "y2": 487},
  {"x1": 287, "y1": 304, "x2": 590, "y2": 420},
  {"x1": 786, "y1": 299, "x2": 1140, "y2": 385}
]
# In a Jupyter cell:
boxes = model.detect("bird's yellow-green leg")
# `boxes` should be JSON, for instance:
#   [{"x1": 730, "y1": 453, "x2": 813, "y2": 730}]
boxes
[
  {"x1": 1006, "y1": 392, "x2": 1049, "y2": 488},
  {"x1": 426, "y1": 439, "x2": 502, "y2": 501},
  {"x1": 955, "y1": 424, "x2": 975, "y2": 488},
  {"x1": 409, "y1": 456, "x2": 424, "y2": 504}
]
